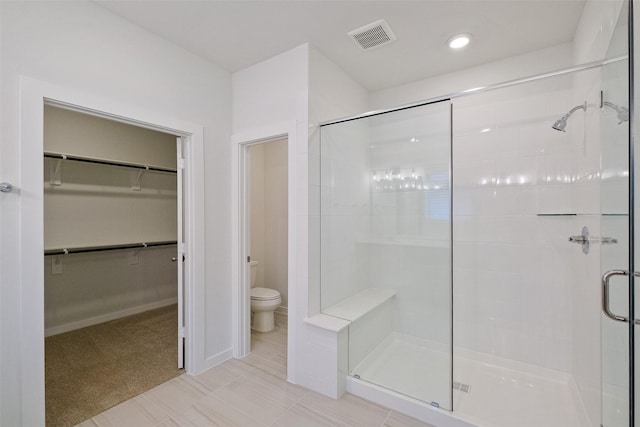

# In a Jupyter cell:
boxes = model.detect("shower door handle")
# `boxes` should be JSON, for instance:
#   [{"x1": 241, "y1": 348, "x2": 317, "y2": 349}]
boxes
[{"x1": 601, "y1": 270, "x2": 640, "y2": 324}]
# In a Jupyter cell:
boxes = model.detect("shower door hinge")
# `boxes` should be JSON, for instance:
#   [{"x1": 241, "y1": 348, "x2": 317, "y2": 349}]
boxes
[
  {"x1": 247, "y1": 255, "x2": 251, "y2": 263},
  {"x1": 178, "y1": 158, "x2": 185, "y2": 170},
  {"x1": 179, "y1": 326, "x2": 185, "y2": 339}
]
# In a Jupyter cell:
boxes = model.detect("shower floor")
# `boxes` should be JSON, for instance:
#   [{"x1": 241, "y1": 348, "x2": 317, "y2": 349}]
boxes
[{"x1": 351, "y1": 334, "x2": 590, "y2": 427}]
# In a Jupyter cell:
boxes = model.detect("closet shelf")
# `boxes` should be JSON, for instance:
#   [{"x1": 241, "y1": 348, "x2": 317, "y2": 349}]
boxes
[
  {"x1": 44, "y1": 240, "x2": 177, "y2": 256},
  {"x1": 44, "y1": 152, "x2": 177, "y2": 174}
]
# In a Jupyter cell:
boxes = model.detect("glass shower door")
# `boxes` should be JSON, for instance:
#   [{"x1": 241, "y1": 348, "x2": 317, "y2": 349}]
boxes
[
  {"x1": 319, "y1": 100, "x2": 453, "y2": 409},
  {"x1": 600, "y1": 1, "x2": 632, "y2": 426}
]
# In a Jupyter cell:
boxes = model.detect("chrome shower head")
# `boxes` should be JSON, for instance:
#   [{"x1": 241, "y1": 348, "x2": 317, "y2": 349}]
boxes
[
  {"x1": 551, "y1": 102, "x2": 587, "y2": 132},
  {"x1": 552, "y1": 117, "x2": 568, "y2": 132}
]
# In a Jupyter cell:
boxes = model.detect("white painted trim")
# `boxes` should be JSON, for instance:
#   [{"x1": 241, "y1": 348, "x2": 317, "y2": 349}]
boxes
[
  {"x1": 231, "y1": 121, "x2": 298, "y2": 383},
  {"x1": 18, "y1": 76, "x2": 207, "y2": 425},
  {"x1": 44, "y1": 298, "x2": 179, "y2": 337},
  {"x1": 204, "y1": 347, "x2": 234, "y2": 367}
]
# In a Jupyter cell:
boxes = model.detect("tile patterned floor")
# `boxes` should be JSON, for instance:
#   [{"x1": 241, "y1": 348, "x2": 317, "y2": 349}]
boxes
[{"x1": 76, "y1": 314, "x2": 434, "y2": 427}]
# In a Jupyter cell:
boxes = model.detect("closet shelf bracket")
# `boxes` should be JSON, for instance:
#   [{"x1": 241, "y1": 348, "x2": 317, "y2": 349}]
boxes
[
  {"x1": 49, "y1": 156, "x2": 66, "y2": 186},
  {"x1": 133, "y1": 167, "x2": 149, "y2": 191}
]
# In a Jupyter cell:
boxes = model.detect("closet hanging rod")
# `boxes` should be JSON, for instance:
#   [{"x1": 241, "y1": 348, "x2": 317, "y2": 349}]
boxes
[
  {"x1": 44, "y1": 240, "x2": 178, "y2": 256},
  {"x1": 44, "y1": 152, "x2": 177, "y2": 174}
]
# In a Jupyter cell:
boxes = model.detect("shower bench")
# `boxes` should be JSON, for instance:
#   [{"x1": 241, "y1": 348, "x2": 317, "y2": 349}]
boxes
[
  {"x1": 305, "y1": 287, "x2": 396, "y2": 329},
  {"x1": 303, "y1": 288, "x2": 397, "y2": 398}
]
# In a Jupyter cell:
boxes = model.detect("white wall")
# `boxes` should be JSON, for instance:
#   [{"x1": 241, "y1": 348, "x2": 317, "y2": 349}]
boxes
[
  {"x1": 452, "y1": 76, "x2": 578, "y2": 372},
  {"x1": 370, "y1": 43, "x2": 574, "y2": 110},
  {"x1": 233, "y1": 43, "x2": 369, "y2": 397},
  {"x1": 0, "y1": 2, "x2": 231, "y2": 425},
  {"x1": 232, "y1": 43, "x2": 310, "y2": 388},
  {"x1": 308, "y1": 46, "x2": 370, "y2": 315},
  {"x1": 318, "y1": 117, "x2": 371, "y2": 310}
]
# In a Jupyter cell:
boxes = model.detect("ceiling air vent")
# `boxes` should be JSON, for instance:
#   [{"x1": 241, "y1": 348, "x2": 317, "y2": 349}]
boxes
[{"x1": 348, "y1": 19, "x2": 396, "y2": 51}]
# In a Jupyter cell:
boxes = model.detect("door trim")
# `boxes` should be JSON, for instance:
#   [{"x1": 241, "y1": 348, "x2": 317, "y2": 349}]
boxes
[
  {"x1": 18, "y1": 76, "x2": 206, "y2": 425},
  {"x1": 231, "y1": 121, "x2": 298, "y2": 383}
]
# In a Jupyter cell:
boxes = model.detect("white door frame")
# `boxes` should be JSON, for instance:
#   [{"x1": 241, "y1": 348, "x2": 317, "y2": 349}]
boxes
[
  {"x1": 17, "y1": 76, "x2": 206, "y2": 425},
  {"x1": 231, "y1": 122, "x2": 297, "y2": 383}
]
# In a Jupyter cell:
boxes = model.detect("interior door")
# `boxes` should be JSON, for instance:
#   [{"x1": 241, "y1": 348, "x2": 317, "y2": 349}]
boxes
[
  {"x1": 176, "y1": 137, "x2": 185, "y2": 369},
  {"x1": 600, "y1": 2, "x2": 632, "y2": 426}
]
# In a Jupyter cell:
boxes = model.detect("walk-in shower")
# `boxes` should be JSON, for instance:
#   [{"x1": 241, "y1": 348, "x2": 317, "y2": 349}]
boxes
[{"x1": 316, "y1": 23, "x2": 631, "y2": 427}]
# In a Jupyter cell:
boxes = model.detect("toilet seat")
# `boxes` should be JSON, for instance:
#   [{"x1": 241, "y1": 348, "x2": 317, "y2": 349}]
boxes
[{"x1": 250, "y1": 287, "x2": 280, "y2": 301}]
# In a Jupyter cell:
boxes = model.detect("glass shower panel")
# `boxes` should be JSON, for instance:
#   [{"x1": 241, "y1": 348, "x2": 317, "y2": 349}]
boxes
[
  {"x1": 451, "y1": 66, "x2": 605, "y2": 427},
  {"x1": 319, "y1": 101, "x2": 452, "y2": 409},
  {"x1": 600, "y1": 1, "x2": 631, "y2": 426}
]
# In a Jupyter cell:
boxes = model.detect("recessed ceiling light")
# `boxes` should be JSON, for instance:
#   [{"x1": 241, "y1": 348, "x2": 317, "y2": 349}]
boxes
[
  {"x1": 448, "y1": 33, "x2": 472, "y2": 49},
  {"x1": 409, "y1": 137, "x2": 420, "y2": 143}
]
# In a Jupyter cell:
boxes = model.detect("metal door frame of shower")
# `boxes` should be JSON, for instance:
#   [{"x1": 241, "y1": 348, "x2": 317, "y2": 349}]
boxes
[
  {"x1": 320, "y1": 57, "x2": 627, "y2": 128},
  {"x1": 626, "y1": 1, "x2": 635, "y2": 425}
]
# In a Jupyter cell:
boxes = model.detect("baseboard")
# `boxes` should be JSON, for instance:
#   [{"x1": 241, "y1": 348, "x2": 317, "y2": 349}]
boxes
[
  {"x1": 197, "y1": 348, "x2": 234, "y2": 374},
  {"x1": 276, "y1": 306, "x2": 288, "y2": 316},
  {"x1": 44, "y1": 297, "x2": 179, "y2": 337}
]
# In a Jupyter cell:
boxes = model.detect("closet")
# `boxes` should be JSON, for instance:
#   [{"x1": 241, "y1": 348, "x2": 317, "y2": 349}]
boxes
[{"x1": 43, "y1": 105, "x2": 182, "y2": 427}]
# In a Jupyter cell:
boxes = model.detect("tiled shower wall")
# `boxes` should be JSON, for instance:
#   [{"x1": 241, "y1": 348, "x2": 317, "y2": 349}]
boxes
[{"x1": 452, "y1": 72, "x2": 600, "y2": 372}]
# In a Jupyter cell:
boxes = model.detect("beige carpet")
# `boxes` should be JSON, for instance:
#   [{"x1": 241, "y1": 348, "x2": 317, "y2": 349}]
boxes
[{"x1": 45, "y1": 304, "x2": 184, "y2": 427}]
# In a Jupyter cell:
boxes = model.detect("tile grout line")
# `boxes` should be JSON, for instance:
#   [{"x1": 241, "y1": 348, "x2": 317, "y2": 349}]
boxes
[
  {"x1": 202, "y1": 384, "x2": 281, "y2": 427},
  {"x1": 138, "y1": 393, "x2": 175, "y2": 423},
  {"x1": 380, "y1": 410, "x2": 392, "y2": 426}
]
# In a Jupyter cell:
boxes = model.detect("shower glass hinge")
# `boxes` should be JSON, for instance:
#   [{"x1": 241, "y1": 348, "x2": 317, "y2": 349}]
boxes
[{"x1": 430, "y1": 401, "x2": 440, "y2": 408}]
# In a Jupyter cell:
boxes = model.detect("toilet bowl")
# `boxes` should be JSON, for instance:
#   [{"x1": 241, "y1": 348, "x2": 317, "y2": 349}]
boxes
[{"x1": 250, "y1": 287, "x2": 281, "y2": 332}]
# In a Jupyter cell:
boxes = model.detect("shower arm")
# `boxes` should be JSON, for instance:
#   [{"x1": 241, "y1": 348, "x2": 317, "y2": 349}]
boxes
[
  {"x1": 561, "y1": 102, "x2": 588, "y2": 121},
  {"x1": 553, "y1": 100, "x2": 629, "y2": 132}
]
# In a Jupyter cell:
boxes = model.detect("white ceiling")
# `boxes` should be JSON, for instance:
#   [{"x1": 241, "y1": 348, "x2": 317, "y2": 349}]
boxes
[{"x1": 96, "y1": 0, "x2": 586, "y2": 92}]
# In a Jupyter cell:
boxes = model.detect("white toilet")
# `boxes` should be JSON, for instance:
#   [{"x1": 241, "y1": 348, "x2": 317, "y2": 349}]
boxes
[{"x1": 249, "y1": 260, "x2": 281, "y2": 332}]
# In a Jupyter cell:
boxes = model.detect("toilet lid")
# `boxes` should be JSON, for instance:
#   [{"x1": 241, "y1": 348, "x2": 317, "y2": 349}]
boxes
[{"x1": 250, "y1": 287, "x2": 281, "y2": 301}]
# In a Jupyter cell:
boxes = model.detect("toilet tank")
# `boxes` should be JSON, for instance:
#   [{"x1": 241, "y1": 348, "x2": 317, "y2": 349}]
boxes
[{"x1": 249, "y1": 260, "x2": 259, "y2": 287}]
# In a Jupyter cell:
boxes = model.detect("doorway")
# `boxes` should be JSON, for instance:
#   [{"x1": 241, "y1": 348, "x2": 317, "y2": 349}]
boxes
[
  {"x1": 245, "y1": 138, "x2": 289, "y2": 377},
  {"x1": 42, "y1": 105, "x2": 186, "y2": 426},
  {"x1": 14, "y1": 78, "x2": 205, "y2": 426}
]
